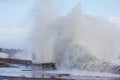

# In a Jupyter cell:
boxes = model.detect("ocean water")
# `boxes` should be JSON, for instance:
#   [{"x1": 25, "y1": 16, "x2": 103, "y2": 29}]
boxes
[{"x1": 32, "y1": 1, "x2": 120, "y2": 73}]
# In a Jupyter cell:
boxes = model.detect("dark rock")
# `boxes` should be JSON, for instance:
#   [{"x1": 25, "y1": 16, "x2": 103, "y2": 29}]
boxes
[
  {"x1": 0, "y1": 61, "x2": 10, "y2": 67},
  {"x1": 110, "y1": 66, "x2": 120, "y2": 74}
]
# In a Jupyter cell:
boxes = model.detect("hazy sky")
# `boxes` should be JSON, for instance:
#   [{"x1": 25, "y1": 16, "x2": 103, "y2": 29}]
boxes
[{"x1": 0, "y1": 0, "x2": 120, "y2": 49}]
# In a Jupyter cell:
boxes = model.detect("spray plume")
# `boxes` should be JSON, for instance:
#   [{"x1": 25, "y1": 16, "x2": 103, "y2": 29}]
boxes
[{"x1": 32, "y1": 0, "x2": 120, "y2": 71}]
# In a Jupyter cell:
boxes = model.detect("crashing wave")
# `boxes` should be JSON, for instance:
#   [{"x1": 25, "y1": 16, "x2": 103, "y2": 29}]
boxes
[{"x1": 32, "y1": 1, "x2": 120, "y2": 73}]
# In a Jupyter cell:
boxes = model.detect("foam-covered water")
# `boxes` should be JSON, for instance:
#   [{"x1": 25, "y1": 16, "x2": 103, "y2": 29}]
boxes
[
  {"x1": 32, "y1": 0, "x2": 120, "y2": 72},
  {"x1": 12, "y1": 50, "x2": 32, "y2": 60},
  {"x1": 0, "y1": 52, "x2": 8, "y2": 58}
]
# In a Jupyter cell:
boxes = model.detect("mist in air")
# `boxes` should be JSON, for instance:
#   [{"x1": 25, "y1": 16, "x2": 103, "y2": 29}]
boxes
[{"x1": 29, "y1": 0, "x2": 120, "y2": 72}]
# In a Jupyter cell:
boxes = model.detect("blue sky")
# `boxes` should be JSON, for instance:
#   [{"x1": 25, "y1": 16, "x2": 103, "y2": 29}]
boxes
[{"x1": 0, "y1": 0, "x2": 120, "y2": 49}]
